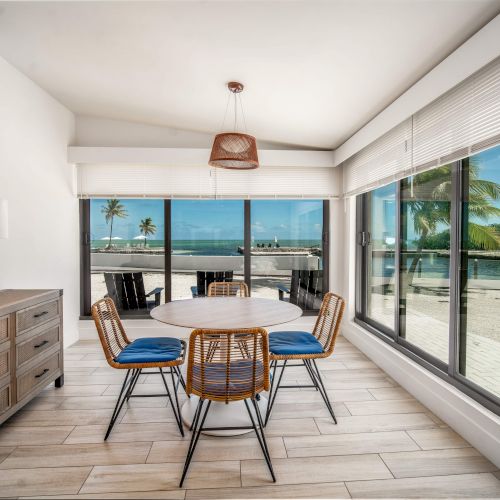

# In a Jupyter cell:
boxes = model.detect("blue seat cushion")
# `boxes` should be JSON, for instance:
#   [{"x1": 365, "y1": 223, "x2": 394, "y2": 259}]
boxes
[
  {"x1": 269, "y1": 331, "x2": 324, "y2": 356},
  {"x1": 192, "y1": 360, "x2": 264, "y2": 396},
  {"x1": 114, "y1": 337, "x2": 182, "y2": 364}
]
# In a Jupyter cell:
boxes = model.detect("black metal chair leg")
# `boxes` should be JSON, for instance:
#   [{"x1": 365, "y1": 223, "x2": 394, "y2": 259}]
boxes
[
  {"x1": 244, "y1": 399, "x2": 276, "y2": 482},
  {"x1": 176, "y1": 366, "x2": 187, "y2": 393},
  {"x1": 303, "y1": 360, "x2": 319, "y2": 391},
  {"x1": 310, "y1": 359, "x2": 337, "y2": 424},
  {"x1": 159, "y1": 368, "x2": 184, "y2": 436},
  {"x1": 265, "y1": 360, "x2": 278, "y2": 418},
  {"x1": 125, "y1": 369, "x2": 141, "y2": 402},
  {"x1": 105, "y1": 369, "x2": 132, "y2": 440},
  {"x1": 265, "y1": 359, "x2": 287, "y2": 425},
  {"x1": 179, "y1": 399, "x2": 211, "y2": 488},
  {"x1": 170, "y1": 365, "x2": 184, "y2": 433},
  {"x1": 251, "y1": 398, "x2": 274, "y2": 470}
]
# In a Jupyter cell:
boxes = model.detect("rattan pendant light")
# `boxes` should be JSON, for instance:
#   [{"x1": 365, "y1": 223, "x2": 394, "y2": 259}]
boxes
[{"x1": 209, "y1": 82, "x2": 259, "y2": 170}]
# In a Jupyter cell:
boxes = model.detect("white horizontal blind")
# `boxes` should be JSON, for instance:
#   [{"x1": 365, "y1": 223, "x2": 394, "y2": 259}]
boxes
[
  {"x1": 77, "y1": 164, "x2": 339, "y2": 199},
  {"x1": 343, "y1": 55, "x2": 500, "y2": 196},
  {"x1": 342, "y1": 119, "x2": 412, "y2": 196},
  {"x1": 413, "y1": 56, "x2": 500, "y2": 169}
]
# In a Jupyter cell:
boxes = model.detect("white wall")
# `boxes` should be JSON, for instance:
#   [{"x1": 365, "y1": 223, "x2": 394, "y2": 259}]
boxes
[
  {"x1": 334, "y1": 13, "x2": 500, "y2": 166},
  {"x1": 0, "y1": 56, "x2": 79, "y2": 346},
  {"x1": 75, "y1": 115, "x2": 309, "y2": 150}
]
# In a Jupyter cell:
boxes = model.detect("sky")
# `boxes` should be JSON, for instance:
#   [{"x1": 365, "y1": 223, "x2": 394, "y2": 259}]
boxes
[{"x1": 91, "y1": 199, "x2": 323, "y2": 241}]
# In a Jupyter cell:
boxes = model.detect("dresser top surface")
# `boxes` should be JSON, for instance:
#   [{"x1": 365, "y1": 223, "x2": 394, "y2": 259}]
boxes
[{"x1": 0, "y1": 289, "x2": 62, "y2": 310}]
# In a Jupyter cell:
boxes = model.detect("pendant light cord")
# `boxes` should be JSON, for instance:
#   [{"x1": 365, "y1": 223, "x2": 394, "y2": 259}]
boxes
[
  {"x1": 219, "y1": 90, "x2": 232, "y2": 131},
  {"x1": 234, "y1": 91, "x2": 238, "y2": 131},
  {"x1": 238, "y1": 93, "x2": 248, "y2": 133}
]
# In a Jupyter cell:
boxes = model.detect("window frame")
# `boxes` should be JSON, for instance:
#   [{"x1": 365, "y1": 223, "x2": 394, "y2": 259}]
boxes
[{"x1": 355, "y1": 159, "x2": 500, "y2": 416}]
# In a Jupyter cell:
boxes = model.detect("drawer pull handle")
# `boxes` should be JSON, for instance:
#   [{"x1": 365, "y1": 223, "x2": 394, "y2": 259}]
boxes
[
  {"x1": 33, "y1": 311, "x2": 48, "y2": 318},
  {"x1": 34, "y1": 340, "x2": 49, "y2": 349},
  {"x1": 34, "y1": 368, "x2": 49, "y2": 379}
]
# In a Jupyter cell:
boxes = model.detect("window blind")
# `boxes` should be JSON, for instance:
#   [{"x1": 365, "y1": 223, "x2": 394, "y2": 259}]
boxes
[
  {"x1": 342, "y1": 55, "x2": 500, "y2": 196},
  {"x1": 76, "y1": 164, "x2": 339, "y2": 199}
]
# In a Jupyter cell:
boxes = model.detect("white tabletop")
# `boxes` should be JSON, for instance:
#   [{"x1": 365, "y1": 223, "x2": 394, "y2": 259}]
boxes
[{"x1": 150, "y1": 297, "x2": 302, "y2": 329}]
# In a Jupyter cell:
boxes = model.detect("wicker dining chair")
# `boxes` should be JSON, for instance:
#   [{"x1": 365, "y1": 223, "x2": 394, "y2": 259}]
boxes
[
  {"x1": 207, "y1": 281, "x2": 249, "y2": 297},
  {"x1": 265, "y1": 292, "x2": 345, "y2": 425},
  {"x1": 179, "y1": 327, "x2": 275, "y2": 487},
  {"x1": 91, "y1": 298, "x2": 186, "y2": 439}
]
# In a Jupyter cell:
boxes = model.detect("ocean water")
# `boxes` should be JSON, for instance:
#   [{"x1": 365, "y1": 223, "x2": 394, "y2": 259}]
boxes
[
  {"x1": 91, "y1": 239, "x2": 322, "y2": 256},
  {"x1": 373, "y1": 253, "x2": 500, "y2": 280}
]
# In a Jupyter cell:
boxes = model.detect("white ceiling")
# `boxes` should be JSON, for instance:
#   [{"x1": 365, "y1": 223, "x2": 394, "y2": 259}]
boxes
[{"x1": 0, "y1": 1, "x2": 499, "y2": 149}]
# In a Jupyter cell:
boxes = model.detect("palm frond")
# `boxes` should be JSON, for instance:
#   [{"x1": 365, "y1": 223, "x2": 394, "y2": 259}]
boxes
[{"x1": 466, "y1": 222, "x2": 500, "y2": 251}]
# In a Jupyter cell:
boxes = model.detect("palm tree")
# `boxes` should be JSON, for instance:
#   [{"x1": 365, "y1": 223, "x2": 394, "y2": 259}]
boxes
[
  {"x1": 101, "y1": 199, "x2": 128, "y2": 249},
  {"x1": 403, "y1": 162, "x2": 500, "y2": 285},
  {"x1": 139, "y1": 217, "x2": 157, "y2": 248}
]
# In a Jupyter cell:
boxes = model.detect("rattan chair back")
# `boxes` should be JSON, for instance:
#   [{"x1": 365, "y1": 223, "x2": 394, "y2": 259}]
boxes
[
  {"x1": 312, "y1": 292, "x2": 345, "y2": 355},
  {"x1": 186, "y1": 328, "x2": 269, "y2": 403},
  {"x1": 207, "y1": 281, "x2": 249, "y2": 297},
  {"x1": 91, "y1": 298, "x2": 131, "y2": 366}
]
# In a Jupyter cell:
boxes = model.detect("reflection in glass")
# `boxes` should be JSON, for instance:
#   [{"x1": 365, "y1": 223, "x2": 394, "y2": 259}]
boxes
[
  {"x1": 90, "y1": 199, "x2": 165, "y2": 313},
  {"x1": 171, "y1": 200, "x2": 244, "y2": 300},
  {"x1": 366, "y1": 183, "x2": 396, "y2": 330},
  {"x1": 400, "y1": 166, "x2": 451, "y2": 363},
  {"x1": 251, "y1": 200, "x2": 323, "y2": 310},
  {"x1": 460, "y1": 146, "x2": 500, "y2": 399}
]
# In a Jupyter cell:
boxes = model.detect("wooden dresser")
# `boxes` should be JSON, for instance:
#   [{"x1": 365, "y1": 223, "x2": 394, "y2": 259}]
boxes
[{"x1": 0, "y1": 289, "x2": 64, "y2": 425}]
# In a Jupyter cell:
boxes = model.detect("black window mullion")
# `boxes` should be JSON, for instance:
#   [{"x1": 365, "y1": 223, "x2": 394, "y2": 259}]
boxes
[
  {"x1": 354, "y1": 194, "x2": 365, "y2": 319},
  {"x1": 244, "y1": 200, "x2": 251, "y2": 295},
  {"x1": 448, "y1": 161, "x2": 461, "y2": 376},
  {"x1": 164, "y1": 199, "x2": 172, "y2": 303},
  {"x1": 394, "y1": 180, "x2": 402, "y2": 343},
  {"x1": 322, "y1": 200, "x2": 330, "y2": 294},
  {"x1": 79, "y1": 199, "x2": 91, "y2": 317}
]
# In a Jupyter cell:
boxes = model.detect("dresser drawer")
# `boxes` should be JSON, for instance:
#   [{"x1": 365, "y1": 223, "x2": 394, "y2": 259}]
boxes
[
  {"x1": 0, "y1": 315, "x2": 8, "y2": 345},
  {"x1": 0, "y1": 383, "x2": 11, "y2": 416},
  {"x1": 16, "y1": 298, "x2": 60, "y2": 334},
  {"x1": 0, "y1": 349, "x2": 9, "y2": 380},
  {"x1": 17, "y1": 324, "x2": 60, "y2": 369},
  {"x1": 17, "y1": 352, "x2": 60, "y2": 402}
]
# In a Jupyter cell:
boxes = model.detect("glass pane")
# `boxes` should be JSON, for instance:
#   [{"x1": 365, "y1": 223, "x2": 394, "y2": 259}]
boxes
[
  {"x1": 366, "y1": 183, "x2": 396, "y2": 330},
  {"x1": 250, "y1": 200, "x2": 323, "y2": 311},
  {"x1": 90, "y1": 199, "x2": 165, "y2": 314},
  {"x1": 171, "y1": 200, "x2": 244, "y2": 299},
  {"x1": 460, "y1": 147, "x2": 500, "y2": 399},
  {"x1": 400, "y1": 166, "x2": 452, "y2": 363}
]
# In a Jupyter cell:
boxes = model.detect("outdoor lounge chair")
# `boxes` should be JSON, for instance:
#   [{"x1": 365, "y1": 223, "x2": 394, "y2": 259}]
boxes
[
  {"x1": 277, "y1": 269, "x2": 323, "y2": 310},
  {"x1": 104, "y1": 272, "x2": 163, "y2": 313},
  {"x1": 190, "y1": 270, "x2": 234, "y2": 297}
]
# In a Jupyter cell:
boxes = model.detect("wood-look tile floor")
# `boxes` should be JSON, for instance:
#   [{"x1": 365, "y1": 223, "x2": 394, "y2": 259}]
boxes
[{"x1": 1, "y1": 331, "x2": 499, "y2": 499}]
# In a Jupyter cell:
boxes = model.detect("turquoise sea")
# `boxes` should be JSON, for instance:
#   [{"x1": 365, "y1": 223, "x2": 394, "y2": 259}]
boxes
[{"x1": 91, "y1": 239, "x2": 322, "y2": 256}]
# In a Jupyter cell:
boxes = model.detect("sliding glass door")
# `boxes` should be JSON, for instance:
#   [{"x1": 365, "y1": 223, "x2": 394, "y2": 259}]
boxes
[
  {"x1": 88, "y1": 198, "x2": 165, "y2": 315},
  {"x1": 400, "y1": 166, "x2": 452, "y2": 364},
  {"x1": 459, "y1": 147, "x2": 500, "y2": 399},
  {"x1": 356, "y1": 147, "x2": 500, "y2": 413},
  {"x1": 250, "y1": 200, "x2": 325, "y2": 310},
  {"x1": 170, "y1": 200, "x2": 244, "y2": 300},
  {"x1": 363, "y1": 184, "x2": 397, "y2": 331}
]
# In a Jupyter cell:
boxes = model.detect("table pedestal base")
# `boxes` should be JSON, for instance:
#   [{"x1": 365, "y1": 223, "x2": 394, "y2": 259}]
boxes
[{"x1": 181, "y1": 395, "x2": 268, "y2": 436}]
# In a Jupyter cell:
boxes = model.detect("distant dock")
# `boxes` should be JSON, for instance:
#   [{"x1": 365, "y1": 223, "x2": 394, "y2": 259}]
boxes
[{"x1": 238, "y1": 246, "x2": 321, "y2": 256}]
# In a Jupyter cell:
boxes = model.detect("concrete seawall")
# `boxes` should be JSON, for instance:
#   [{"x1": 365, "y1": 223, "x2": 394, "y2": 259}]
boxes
[{"x1": 91, "y1": 253, "x2": 320, "y2": 276}]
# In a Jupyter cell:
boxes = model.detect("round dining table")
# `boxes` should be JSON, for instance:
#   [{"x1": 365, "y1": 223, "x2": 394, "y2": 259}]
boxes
[{"x1": 150, "y1": 296, "x2": 302, "y2": 435}]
